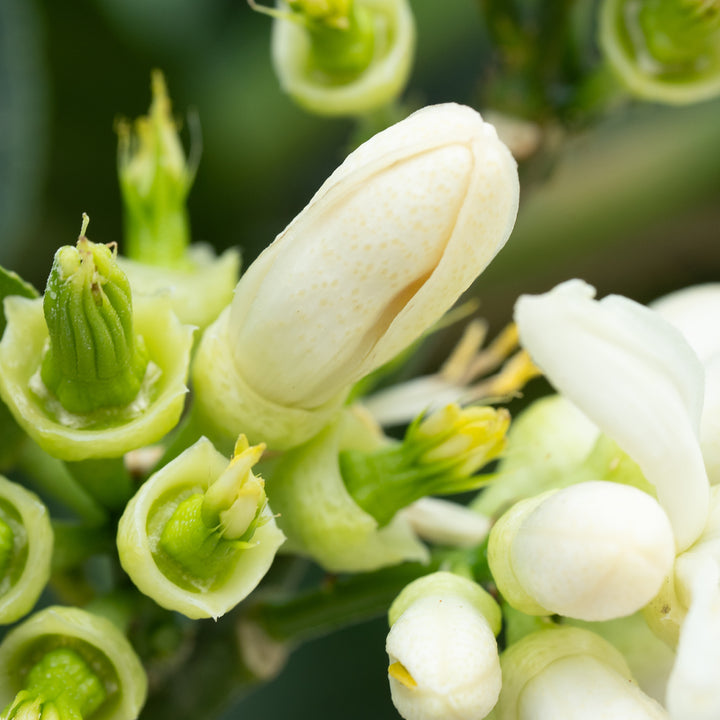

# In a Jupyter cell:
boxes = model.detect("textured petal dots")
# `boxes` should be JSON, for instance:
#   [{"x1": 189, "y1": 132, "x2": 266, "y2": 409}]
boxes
[
  {"x1": 386, "y1": 595, "x2": 501, "y2": 720},
  {"x1": 229, "y1": 103, "x2": 519, "y2": 409},
  {"x1": 515, "y1": 279, "x2": 709, "y2": 551}
]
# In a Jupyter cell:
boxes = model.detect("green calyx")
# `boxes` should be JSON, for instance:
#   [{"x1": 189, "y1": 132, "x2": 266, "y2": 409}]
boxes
[
  {"x1": 40, "y1": 217, "x2": 149, "y2": 415},
  {"x1": 157, "y1": 436, "x2": 268, "y2": 587},
  {"x1": 116, "y1": 71, "x2": 197, "y2": 267},
  {"x1": 341, "y1": 404, "x2": 510, "y2": 526},
  {"x1": 3, "y1": 649, "x2": 106, "y2": 720}
]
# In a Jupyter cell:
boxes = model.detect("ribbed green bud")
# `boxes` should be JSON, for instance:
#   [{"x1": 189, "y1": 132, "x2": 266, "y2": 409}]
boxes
[
  {"x1": 116, "y1": 71, "x2": 196, "y2": 267},
  {"x1": 341, "y1": 404, "x2": 509, "y2": 526},
  {"x1": 40, "y1": 216, "x2": 149, "y2": 415}
]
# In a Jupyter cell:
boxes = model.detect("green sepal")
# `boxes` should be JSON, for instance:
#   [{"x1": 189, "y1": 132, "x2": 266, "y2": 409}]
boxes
[{"x1": 0, "y1": 266, "x2": 38, "y2": 337}]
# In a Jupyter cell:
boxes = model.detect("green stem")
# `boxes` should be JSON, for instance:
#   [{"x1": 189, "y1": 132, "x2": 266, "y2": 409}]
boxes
[
  {"x1": 64, "y1": 457, "x2": 134, "y2": 511},
  {"x1": 124, "y1": 205, "x2": 191, "y2": 268},
  {"x1": 51, "y1": 521, "x2": 116, "y2": 572},
  {"x1": 15, "y1": 440, "x2": 107, "y2": 524}
]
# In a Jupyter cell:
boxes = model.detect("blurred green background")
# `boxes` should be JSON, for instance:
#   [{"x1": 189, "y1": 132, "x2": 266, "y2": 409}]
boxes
[{"x1": 1, "y1": 0, "x2": 719, "y2": 718}]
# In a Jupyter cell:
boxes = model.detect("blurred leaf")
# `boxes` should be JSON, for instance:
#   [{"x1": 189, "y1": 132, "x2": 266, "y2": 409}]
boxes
[{"x1": 0, "y1": 0, "x2": 47, "y2": 268}]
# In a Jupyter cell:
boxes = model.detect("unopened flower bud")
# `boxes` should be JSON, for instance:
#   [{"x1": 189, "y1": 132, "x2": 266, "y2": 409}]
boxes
[
  {"x1": 489, "y1": 481, "x2": 675, "y2": 621},
  {"x1": 194, "y1": 103, "x2": 518, "y2": 449},
  {"x1": 386, "y1": 572, "x2": 502, "y2": 720}
]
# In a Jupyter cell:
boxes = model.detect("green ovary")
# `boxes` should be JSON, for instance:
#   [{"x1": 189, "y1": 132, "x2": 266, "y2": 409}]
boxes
[
  {"x1": 24, "y1": 648, "x2": 106, "y2": 718},
  {"x1": 157, "y1": 495, "x2": 243, "y2": 590}
]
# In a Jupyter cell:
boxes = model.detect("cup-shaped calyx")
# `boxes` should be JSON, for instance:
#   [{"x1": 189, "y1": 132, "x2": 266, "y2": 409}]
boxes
[
  {"x1": 116, "y1": 72, "x2": 240, "y2": 329},
  {"x1": 600, "y1": 0, "x2": 720, "y2": 104},
  {"x1": 386, "y1": 572, "x2": 502, "y2": 720},
  {"x1": 489, "y1": 481, "x2": 675, "y2": 621},
  {"x1": 194, "y1": 103, "x2": 519, "y2": 449},
  {"x1": 495, "y1": 626, "x2": 668, "y2": 719},
  {"x1": 261, "y1": 0, "x2": 415, "y2": 116},
  {"x1": 0, "y1": 221, "x2": 194, "y2": 461},
  {"x1": 515, "y1": 279, "x2": 709, "y2": 552},
  {"x1": 266, "y1": 406, "x2": 428, "y2": 572},
  {"x1": 341, "y1": 403, "x2": 509, "y2": 526},
  {"x1": 0, "y1": 476, "x2": 52, "y2": 625},
  {"x1": 118, "y1": 435, "x2": 285, "y2": 619},
  {"x1": 0, "y1": 606, "x2": 147, "y2": 720}
]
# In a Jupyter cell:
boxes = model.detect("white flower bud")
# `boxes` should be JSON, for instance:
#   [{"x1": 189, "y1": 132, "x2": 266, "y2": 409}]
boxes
[
  {"x1": 387, "y1": 595, "x2": 501, "y2": 720},
  {"x1": 496, "y1": 627, "x2": 668, "y2": 720},
  {"x1": 489, "y1": 481, "x2": 675, "y2": 621},
  {"x1": 231, "y1": 103, "x2": 518, "y2": 408},
  {"x1": 194, "y1": 103, "x2": 518, "y2": 448}
]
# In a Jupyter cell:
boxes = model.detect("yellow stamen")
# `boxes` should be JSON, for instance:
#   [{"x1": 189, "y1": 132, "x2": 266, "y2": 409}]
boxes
[
  {"x1": 388, "y1": 661, "x2": 417, "y2": 689},
  {"x1": 468, "y1": 350, "x2": 541, "y2": 402}
]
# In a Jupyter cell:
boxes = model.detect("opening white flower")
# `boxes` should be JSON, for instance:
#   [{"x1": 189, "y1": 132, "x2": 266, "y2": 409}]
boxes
[{"x1": 514, "y1": 279, "x2": 709, "y2": 552}]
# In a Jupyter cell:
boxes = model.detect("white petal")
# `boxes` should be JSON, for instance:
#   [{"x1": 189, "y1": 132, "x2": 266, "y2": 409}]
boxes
[
  {"x1": 515, "y1": 279, "x2": 709, "y2": 551},
  {"x1": 651, "y1": 284, "x2": 720, "y2": 366},
  {"x1": 667, "y1": 552, "x2": 720, "y2": 720},
  {"x1": 701, "y1": 354, "x2": 720, "y2": 485}
]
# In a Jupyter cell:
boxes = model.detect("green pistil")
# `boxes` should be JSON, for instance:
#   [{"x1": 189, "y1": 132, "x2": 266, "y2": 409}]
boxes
[
  {"x1": 4, "y1": 648, "x2": 107, "y2": 720},
  {"x1": 307, "y1": 4, "x2": 376, "y2": 78},
  {"x1": 158, "y1": 493, "x2": 262, "y2": 587},
  {"x1": 40, "y1": 217, "x2": 149, "y2": 415}
]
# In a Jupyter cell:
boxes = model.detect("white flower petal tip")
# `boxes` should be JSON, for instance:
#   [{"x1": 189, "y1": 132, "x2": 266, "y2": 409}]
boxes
[
  {"x1": 666, "y1": 553, "x2": 720, "y2": 720},
  {"x1": 490, "y1": 481, "x2": 675, "y2": 621},
  {"x1": 514, "y1": 279, "x2": 710, "y2": 552},
  {"x1": 229, "y1": 103, "x2": 519, "y2": 410},
  {"x1": 387, "y1": 595, "x2": 501, "y2": 720},
  {"x1": 400, "y1": 498, "x2": 490, "y2": 549},
  {"x1": 651, "y1": 284, "x2": 720, "y2": 365}
]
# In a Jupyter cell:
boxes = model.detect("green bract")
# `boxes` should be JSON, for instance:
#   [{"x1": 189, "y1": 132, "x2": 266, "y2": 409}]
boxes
[
  {"x1": 270, "y1": 0, "x2": 415, "y2": 116},
  {"x1": 0, "y1": 294, "x2": 193, "y2": 461},
  {"x1": 118, "y1": 244, "x2": 240, "y2": 331},
  {"x1": 266, "y1": 407, "x2": 428, "y2": 572},
  {"x1": 117, "y1": 437, "x2": 285, "y2": 620},
  {"x1": 0, "y1": 476, "x2": 52, "y2": 625},
  {"x1": 0, "y1": 606, "x2": 147, "y2": 720}
]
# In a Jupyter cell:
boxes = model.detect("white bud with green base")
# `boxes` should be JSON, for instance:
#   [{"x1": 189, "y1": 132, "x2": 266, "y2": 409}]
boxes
[
  {"x1": 488, "y1": 481, "x2": 675, "y2": 621},
  {"x1": 495, "y1": 626, "x2": 668, "y2": 719},
  {"x1": 0, "y1": 219, "x2": 194, "y2": 461},
  {"x1": 386, "y1": 572, "x2": 502, "y2": 720},
  {"x1": 117, "y1": 436, "x2": 285, "y2": 620},
  {"x1": 0, "y1": 606, "x2": 147, "y2": 720}
]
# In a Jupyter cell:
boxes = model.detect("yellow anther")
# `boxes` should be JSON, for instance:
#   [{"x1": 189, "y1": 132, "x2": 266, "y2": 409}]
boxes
[
  {"x1": 440, "y1": 320, "x2": 488, "y2": 384},
  {"x1": 388, "y1": 661, "x2": 417, "y2": 689}
]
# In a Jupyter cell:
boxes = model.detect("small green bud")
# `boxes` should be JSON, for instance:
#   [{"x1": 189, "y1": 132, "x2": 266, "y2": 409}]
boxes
[
  {"x1": 40, "y1": 216, "x2": 149, "y2": 415},
  {"x1": 341, "y1": 404, "x2": 509, "y2": 526},
  {"x1": 117, "y1": 71, "x2": 197, "y2": 266},
  {"x1": 600, "y1": 0, "x2": 720, "y2": 103}
]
